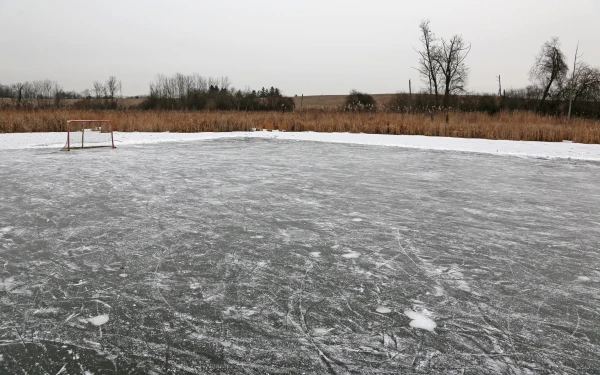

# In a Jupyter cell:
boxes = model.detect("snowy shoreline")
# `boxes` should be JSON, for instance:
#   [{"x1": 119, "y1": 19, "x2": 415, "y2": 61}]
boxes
[{"x1": 1, "y1": 131, "x2": 599, "y2": 161}]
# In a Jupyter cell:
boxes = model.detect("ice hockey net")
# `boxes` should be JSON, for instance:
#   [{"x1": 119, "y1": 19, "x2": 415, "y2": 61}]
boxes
[{"x1": 62, "y1": 120, "x2": 115, "y2": 151}]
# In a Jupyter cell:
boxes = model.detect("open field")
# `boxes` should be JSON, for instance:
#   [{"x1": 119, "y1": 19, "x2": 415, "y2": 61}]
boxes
[
  {"x1": 1, "y1": 138, "x2": 599, "y2": 373},
  {"x1": 2, "y1": 108, "x2": 600, "y2": 143}
]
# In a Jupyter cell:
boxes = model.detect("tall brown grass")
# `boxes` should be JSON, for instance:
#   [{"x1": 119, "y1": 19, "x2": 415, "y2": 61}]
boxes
[{"x1": 1, "y1": 108, "x2": 600, "y2": 143}]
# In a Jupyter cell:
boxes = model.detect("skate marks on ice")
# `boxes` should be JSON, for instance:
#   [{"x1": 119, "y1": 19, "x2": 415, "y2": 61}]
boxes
[{"x1": 0, "y1": 140, "x2": 599, "y2": 373}]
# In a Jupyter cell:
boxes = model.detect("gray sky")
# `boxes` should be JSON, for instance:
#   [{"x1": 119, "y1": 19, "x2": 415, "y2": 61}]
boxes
[{"x1": 1, "y1": 0, "x2": 599, "y2": 96}]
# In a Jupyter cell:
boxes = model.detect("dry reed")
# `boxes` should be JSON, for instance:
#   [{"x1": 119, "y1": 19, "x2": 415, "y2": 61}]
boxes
[{"x1": 1, "y1": 108, "x2": 600, "y2": 144}]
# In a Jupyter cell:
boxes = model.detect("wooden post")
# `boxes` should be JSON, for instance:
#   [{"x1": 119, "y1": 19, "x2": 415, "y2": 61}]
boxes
[{"x1": 301, "y1": 94, "x2": 304, "y2": 110}]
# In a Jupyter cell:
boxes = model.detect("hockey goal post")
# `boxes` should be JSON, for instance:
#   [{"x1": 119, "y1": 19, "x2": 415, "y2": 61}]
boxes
[{"x1": 62, "y1": 120, "x2": 115, "y2": 151}]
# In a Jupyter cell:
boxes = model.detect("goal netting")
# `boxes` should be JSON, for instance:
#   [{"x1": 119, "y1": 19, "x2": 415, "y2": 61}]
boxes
[{"x1": 62, "y1": 120, "x2": 115, "y2": 151}]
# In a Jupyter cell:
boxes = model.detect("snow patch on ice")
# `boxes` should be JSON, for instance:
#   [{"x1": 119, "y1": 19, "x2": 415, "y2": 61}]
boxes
[
  {"x1": 3, "y1": 131, "x2": 600, "y2": 161},
  {"x1": 352, "y1": 218, "x2": 363, "y2": 222},
  {"x1": 577, "y1": 276, "x2": 591, "y2": 282},
  {"x1": 87, "y1": 314, "x2": 109, "y2": 326},
  {"x1": 119, "y1": 273, "x2": 128, "y2": 278},
  {"x1": 251, "y1": 235, "x2": 264, "y2": 239},
  {"x1": 220, "y1": 340, "x2": 232, "y2": 347},
  {"x1": 404, "y1": 309, "x2": 437, "y2": 332},
  {"x1": 312, "y1": 328, "x2": 334, "y2": 336},
  {"x1": 310, "y1": 251, "x2": 321, "y2": 258},
  {"x1": 341, "y1": 251, "x2": 360, "y2": 259},
  {"x1": 0, "y1": 277, "x2": 16, "y2": 291},
  {"x1": 33, "y1": 307, "x2": 60, "y2": 316},
  {"x1": 376, "y1": 306, "x2": 392, "y2": 314}
]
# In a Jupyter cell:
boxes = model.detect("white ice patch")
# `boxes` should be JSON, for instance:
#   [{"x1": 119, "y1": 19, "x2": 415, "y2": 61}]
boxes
[
  {"x1": 404, "y1": 309, "x2": 437, "y2": 332},
  {"x1": 433, "y1": 286, "x2": 444, "y2": 297},
  {"x1": 33, "y1": 307, "x2": 60, "y2": 316},
  {"x1": 342, "y1": 251, "x2": 360, "y2": 259},
  {"x1": 119, "y1": 274, "x2": 128, "y2": 278},
  {"x1": 87, "y1": 314, "x2": 109, "y2": 326},
  {"x1": 220, "y1": 340, "x2": 232, "y2": 347},
  {"x1": 376, "y1": 307, "x2": 392, "y2": 314},
  {"x1": 310, "y1": 252, "x2": 321, "y2": 258},
  {"x1": 351, "y1": 218, "x2": 363, "y2": 222},
  {"x1": 0, "y1": 277, "x2": 16, "y2": 291},
  {"x1": 251, "y1": 235, "x2": 264, "y2": 239},
  {"x1": 312, "y1": 328, "x2": 334, "y2": 336},
  {"x1": 577, "y1": 276, "x2": 591, "y2": 282},
  {"x1": 257, "y1": 261, "x2": 266, "y2": 267}
]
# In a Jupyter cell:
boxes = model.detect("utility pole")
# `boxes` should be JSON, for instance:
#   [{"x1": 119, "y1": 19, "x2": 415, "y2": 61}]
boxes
[
  {"x1": 568, "y1": 42, "x2": 580, "y2": 121},
  {"x1": 497, "y1": 75, "x2": 502, "y2": 97},
  {"x1": 409, "y1": 79, "x2": 412, "y2": 114}
]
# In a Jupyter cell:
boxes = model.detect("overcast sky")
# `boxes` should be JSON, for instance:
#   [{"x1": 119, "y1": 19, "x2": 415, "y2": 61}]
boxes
[{"x1": 1, "y1": 0, "x2": 599, "y2": 96}]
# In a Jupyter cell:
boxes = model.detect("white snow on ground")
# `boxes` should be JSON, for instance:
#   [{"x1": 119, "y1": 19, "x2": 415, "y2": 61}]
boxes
[{"x1": 1, "y1": 131, "x2": 599, "y2": 160}]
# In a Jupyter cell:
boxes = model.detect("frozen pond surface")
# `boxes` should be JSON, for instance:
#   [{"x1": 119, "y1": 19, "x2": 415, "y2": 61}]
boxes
[{"x1": 0, "y1": 138, "x2": 599, "y2": 374}]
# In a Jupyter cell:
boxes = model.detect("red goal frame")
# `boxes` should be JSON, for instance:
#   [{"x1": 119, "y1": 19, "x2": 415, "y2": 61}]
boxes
[{"x1": 64, "y1": 120, "x2": 115, "y2": 151}]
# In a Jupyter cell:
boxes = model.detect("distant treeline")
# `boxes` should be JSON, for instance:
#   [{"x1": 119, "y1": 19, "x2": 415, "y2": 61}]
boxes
[
  {"x1": 379, "y1": 88, "x2": 600, "y2": 119},
  {"x1": 0, "y1": 74, "x2": 295, "y2": 112},
  {"x1": 2, "y1": 74, "x2": 599, "y2": 119},
  {"x1": 141, "y1": 74, "x2": 294, "y2": 111}
]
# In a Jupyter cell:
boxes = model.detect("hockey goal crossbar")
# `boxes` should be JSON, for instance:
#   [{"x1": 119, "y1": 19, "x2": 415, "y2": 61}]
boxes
[{"x1": 62, "y1": 120, "x2": 116, "y2": 151}]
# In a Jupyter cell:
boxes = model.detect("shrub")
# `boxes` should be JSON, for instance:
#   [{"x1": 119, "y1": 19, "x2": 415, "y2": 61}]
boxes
[{"x1": 344, "y1": 90, "x2": 376, "y2": 111}]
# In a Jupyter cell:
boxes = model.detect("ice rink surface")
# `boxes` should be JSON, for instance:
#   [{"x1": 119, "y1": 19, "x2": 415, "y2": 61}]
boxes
[{"x1": 1, "y1": 138, "x2": 599, "y2": 374}]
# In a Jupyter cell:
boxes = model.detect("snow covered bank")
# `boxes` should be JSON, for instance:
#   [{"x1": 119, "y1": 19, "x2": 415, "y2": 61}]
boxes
[{"x1": 1, "y1": 131, "x2": 599, "y2": 161}]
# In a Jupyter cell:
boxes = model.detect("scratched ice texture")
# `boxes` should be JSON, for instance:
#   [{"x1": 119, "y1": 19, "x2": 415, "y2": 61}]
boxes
[{"x1": 0, "y1": 138, "x2": 599, "y2": 374}]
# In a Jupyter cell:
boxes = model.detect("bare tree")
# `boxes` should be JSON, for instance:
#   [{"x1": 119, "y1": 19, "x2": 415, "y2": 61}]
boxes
[
  {"x1": 530, "y1": 37, "x2": 568, "y2": 111},
  {"x1": 433, "y1": 35, "x2": 471, "y2": 107},
  {"x1": 414, "y1": 20, "x2": 441, "y2": 105},
  {"x1": 52, "y1": 82, "x2": 65, "y2": 108},
  {"x1": 563, "y1": 43, "x2": 600, "y2": 119},
  {"x1": 11, "y1": 82, "x2": 32, "y2": 108},
  {"x1": 219, "y1": 77, "x2": 231, "y2": 92},
  {"x1": 193, "y1": 73, "x2": 208, "y2": 93},
  {"x1": 208, "y1": 77, "x2": 220, "y2": 90},
  {"x1": 574, "y1": 65, "x2": 600, "y2": 100},
  {"x1": 31, "y1": 80, "x2": 55, "y2": 108},
  {"x1": 93, "y1": 81, "x2": 105, "y2": 99},
  {"x1": 105, "y1": 76, "x2": 122, "y2": 101}
]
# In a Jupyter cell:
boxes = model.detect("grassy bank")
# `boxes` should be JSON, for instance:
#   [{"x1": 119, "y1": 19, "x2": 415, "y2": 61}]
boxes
[{"x1": 1, "y1": 109, "x2": 600, "y2": 143}]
